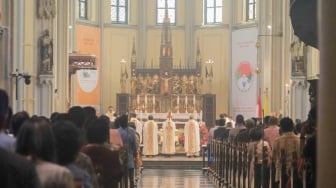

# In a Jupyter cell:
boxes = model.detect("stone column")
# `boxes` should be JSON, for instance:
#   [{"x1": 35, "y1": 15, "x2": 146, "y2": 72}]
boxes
[{"x1": 318, "y1": 0, "x2": 336, "y2": 187}]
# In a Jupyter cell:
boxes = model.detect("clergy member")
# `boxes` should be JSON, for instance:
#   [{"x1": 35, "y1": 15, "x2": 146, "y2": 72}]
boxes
[
  {"x1": 184, "y1": 115, "x2": 200, "y2": 157},
  {"x1": 162, "y1": 112, "x2": 176, "y2": 156},
  {"x1": 143, "y1": 115, "x2": 159, "y2": 157}
]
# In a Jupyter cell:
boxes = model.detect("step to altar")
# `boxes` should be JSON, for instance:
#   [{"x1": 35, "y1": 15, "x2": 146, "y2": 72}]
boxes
[{"x1": 142, "y1": 155, "x2": 204, "y2": 169}]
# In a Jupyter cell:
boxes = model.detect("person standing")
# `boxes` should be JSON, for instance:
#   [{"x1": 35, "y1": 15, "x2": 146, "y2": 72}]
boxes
[
  {"x1": 162, "y1": 112, "x2": 176, "y2": 156},
  {"x1": 229, "y1": 114, "x2": 246, "y2": 141},
  {"x1": 143, "y1": 115, "x2": 159, "y2": 157},
  {"x1": 198, "y1": 119, "x2": 209, "y2": 146},
  {"x1": 0, "y1": 89, "x2": 40, "y2": 188},
  {"x1": 118, "y1": 114, "x2": 137, "y2": 188},
  {"x1": 16, "y1": 116, "x2": 74, "y2": 188},
  {"x1": 184, "y1": 115, "x2": 200, "y2": 157},
  {"x1": 105, "y1": 106, "x2": 116, "y2": 122},
  {"x1": 130, "y1": 113, "x2": 143, "y2": 144},
  {"x1": 264, "y1": 116, "x2": 280, "y2": 148},
  {"x1": 272, "y1": 117, "x2": 301, "y2": 188}
]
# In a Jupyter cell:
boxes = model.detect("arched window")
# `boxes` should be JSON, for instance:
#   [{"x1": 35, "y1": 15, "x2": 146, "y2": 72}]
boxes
[
  {"x1": 204, "y1": 0, "x2": 223, "y2": 24},
  {"x1": 247, "y1": 0, "x2": 257, "y2": 21},
  {"x1": 111, "y1": 0, "x2": 128, "y2": 24},
  {"x1": 79, "y1": 0, "x2": 88, "y2": 19},
  {"x1": 157, "y1": 0, "x2": 176, "y2": 25}
]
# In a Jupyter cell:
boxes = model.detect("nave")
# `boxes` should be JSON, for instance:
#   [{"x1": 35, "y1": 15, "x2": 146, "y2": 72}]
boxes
[{"x1": 137, "y1": 169, "x2": 215, "y2": 188}]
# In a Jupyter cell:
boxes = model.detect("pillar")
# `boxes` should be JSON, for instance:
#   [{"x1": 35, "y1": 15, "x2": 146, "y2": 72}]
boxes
[{"x1": 318, "y1": 0, "x2": 336, "y2": 187}]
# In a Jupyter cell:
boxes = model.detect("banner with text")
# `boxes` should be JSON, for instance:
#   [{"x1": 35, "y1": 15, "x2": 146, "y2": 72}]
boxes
[{"x1": 231, "y1": 28, "x2": 258, "y2": 119}]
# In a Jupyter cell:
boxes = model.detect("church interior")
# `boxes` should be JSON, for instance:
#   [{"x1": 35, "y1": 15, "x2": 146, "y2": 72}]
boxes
[{"x1": 1, "y1": 0, "x2": 336, "y2": 187}]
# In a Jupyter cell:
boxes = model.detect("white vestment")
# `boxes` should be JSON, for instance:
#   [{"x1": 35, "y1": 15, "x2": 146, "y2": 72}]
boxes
[
  {"x1": 143, "y1": 120, "x2": 159, "y2": 155},
  {"x1": 162, "y1": 119, "x2": 176, "y2": 155},
  {"x1": 184, "y1": 119, "x2": 200, "y2": 156},
  {"x1": 130, "y1": 117, "x2": 143, "y2": 144}
]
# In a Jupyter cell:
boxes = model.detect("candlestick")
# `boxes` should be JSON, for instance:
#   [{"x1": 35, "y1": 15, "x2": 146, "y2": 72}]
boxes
[
  {"x1": 177, "y1": 95, "x2": 179, "y2": 104},
  {"x1": 193, "y1": 95, "x2": 196, "y2": 105},
  {"x1": 185, "y1": 95, "x2": 188, "y2": 105},
  {"x1": 153, "y1": 95, "x2": 155, "y2": 104},
  {"x1": 137, "y1": 95, "x2": 140, "y2": 105},
  {"x1": 145, "y1": 95, "x2": 148, "y2": 104}
]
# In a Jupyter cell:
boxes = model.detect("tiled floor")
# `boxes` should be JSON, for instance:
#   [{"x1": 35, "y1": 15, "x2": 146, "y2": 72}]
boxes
[{"x1": 136, "y1": 169, "x2": 216, "y2": 188}]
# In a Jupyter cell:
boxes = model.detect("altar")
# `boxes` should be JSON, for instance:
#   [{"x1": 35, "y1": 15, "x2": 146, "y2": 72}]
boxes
[
  {"x1": 136, "y1": 112, "x2": 202, "y2": 122},
  {"x1": 116, "y1": 7, "x2": 216, "y2": 132}
]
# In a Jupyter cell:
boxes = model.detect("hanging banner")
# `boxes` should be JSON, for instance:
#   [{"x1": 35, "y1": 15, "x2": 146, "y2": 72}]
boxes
[{"x1": 231, "y1": 28, "x2": 258, "y2": 119}]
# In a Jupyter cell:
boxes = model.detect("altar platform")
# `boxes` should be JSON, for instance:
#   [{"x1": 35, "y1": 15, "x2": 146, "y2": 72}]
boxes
[
  {"x1": 142, "y1": 155, "x2": 204, "y2": 169},
  {"x1": 136, "y1": 112, "x2": 202, "y2": 122}
]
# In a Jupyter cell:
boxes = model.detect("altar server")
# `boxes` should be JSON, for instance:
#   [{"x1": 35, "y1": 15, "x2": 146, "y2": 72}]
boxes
[
  {"x1": 143, "y1": 115, "x2": 159, "y2": 156},
  {"x1": 184, "y1": 115, "x2": 200, "y2": 157}
]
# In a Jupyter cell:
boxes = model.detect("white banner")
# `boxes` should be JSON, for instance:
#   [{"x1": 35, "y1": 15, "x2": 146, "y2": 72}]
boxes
[
  {"x1": 231, "y1": 28, "x2": 258, "y2": 119},
  {"x1": 77, "y1": 69, "x2": 98, "y2": 93}
]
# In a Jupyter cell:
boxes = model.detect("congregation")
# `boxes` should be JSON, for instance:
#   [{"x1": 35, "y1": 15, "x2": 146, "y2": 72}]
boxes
[
  {"x1": 0, "y1": 87, "x2": 316, "y2": 188},
  {"x1": 207, "y1": 111, "x2": 316, "y2": 188}
]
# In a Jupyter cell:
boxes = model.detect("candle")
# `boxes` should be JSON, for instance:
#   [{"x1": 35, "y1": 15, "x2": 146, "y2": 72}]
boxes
[
  {"x1": 145, "y1": 95, "x2": 148, "y2": 104},
  {"x1": 153, "y1": 95, "x2": 155, "y2": 104},
  {"x1": 193, "y1": 95, "x2": 196, "y2": 105},
  {"x1": 137, "y1": 95, "x2": 140, "y2": 104},
  {"x1": 185, "y1": 95, "x2": 188, "y2": 105},
  {"x1": 177, "y1": 96, "x2": 179, "y2": 104}
]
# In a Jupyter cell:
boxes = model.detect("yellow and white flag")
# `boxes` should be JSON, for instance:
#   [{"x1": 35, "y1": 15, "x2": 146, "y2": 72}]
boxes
[{"x1": 263, "y1": 90, "x2": 270, "y2": 116}]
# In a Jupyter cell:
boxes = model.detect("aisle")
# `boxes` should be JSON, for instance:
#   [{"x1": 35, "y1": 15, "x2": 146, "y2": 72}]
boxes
[{"x1": 136, "y1": 169, "x2": 215, "y2": 188}]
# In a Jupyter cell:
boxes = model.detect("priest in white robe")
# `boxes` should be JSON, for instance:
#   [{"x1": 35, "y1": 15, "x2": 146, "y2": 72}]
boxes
[
  {"x1": 184, "y1": 115, "x2": 200, "y2": 157},
  {"x1": 143, "y1": 115, "x2": 159, "y2": 156},
  {"x1": 161, "y1": 112, "x2": 176, "y2": 156}
]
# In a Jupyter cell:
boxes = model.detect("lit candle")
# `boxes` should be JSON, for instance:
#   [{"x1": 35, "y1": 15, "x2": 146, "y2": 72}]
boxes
[
  {"x1": 137, "y1": 95, "x2": 140, "y2": 104},
  {"x1": 185, "y1": 95, "x2": 188, "y2": 105},
  {"x1": 177, "y1": 96, "x2": 179, "y2": 104},
  {"x1": 145, "y1": 95, "x2": 148, "y2": 104},
  {"x1": 193, "y1": 95, "x2": 196, "y2": 105}
]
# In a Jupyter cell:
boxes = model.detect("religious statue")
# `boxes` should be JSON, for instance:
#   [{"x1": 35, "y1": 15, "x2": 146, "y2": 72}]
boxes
[
  {"x1": 39, "y1": 29, "x2": 53, "y2": 73},
  {"x1": 172, "y1": 75, "x2": 182, "y2": 94},
  {"x1": 135, "y1": 74, "x2": 145, "y2": 94},
  {"x1": 151, "y1": 74, "x2": 160, "y2": 94},
  {"x1": 131, "y1": 76, "x2": 137, "y2": 94},
  {"x1": 181, "y1": 75, "x2": 188, "y2": 94},
  {"x1": 120, "y1": 66, "x2": 128, "y2": 93},
  {"x1": 291, "y1": 36, "x2": 305, "y2": 75}
]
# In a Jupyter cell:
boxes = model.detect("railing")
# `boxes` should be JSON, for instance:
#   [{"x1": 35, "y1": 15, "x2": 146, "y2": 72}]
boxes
[{"x1": 203, "y1": 138, "x2": 306, "y2": 188}]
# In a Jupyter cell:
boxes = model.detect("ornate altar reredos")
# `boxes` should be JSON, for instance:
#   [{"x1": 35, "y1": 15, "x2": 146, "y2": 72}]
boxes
[{"x1": 126, "y1": 3, "x2": 203, "y2": 115}]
